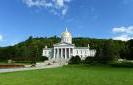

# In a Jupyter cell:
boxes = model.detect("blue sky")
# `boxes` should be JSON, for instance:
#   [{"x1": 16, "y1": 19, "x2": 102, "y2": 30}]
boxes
[{"x1": 0, "y1": 0, "x2": 133, "y2": 46}]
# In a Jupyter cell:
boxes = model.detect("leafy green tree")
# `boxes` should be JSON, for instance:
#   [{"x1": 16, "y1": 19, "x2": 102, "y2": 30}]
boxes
[
  {"x1": 95, "y1": 40, "x2": 118, "y2": 64},
  {"x1": 127, "y1": 39, "x2": 133, "y2": 60},
  {"x1": 69, "y1": 55, "x2": 81, "y2": 64},
  {"x1": 0, "y1": 36, "x2": 129, "y2": 63},
  {"x1": 84, "y1": 56, "x2": 95, "y2": 64}
]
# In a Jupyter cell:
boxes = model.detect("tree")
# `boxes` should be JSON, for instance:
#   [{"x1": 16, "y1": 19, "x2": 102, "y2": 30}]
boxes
[
  {"x1": 69, "y1": 55, "x2": 81, "y2": 64},
  {"x1": 127, "y1": 39, "x2": 133, "y2": 60},
  {"x1": 0, "y1": 36, "x2": 128, "y2": 63},
  {"x1": 95, "y1": 40, "x2": 117, "y2": 64},
  {"x1": 29, "y1": 42, "x2": 38, "y2": 65},
  {"x1": 84, "y1": 56, "x2": 94, "y2": 64},
  {"x1": 40, "y1": 56, "x2": 48, "y2": 61}
]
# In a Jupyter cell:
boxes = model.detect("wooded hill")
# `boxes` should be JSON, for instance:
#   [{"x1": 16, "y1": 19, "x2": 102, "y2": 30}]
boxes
[{"x1": 0, "y1": 36, "x2": 132, "y2": 62}]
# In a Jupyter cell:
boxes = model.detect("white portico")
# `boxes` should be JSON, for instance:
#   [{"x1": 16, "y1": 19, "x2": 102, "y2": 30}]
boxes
[
  {"x1": 43, "y1": 28, "x2": 96, "y2": 60},
  {"x1": 53, "y1": 42, "x2": 74, "y2": 60}
]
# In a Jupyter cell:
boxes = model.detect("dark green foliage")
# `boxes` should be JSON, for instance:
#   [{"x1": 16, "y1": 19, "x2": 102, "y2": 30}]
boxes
[
  {"x1": 102, "y1": 40, "x2": 117, "y2": 62},
  {"x1": 95, "y1": 40, "x2": 118, "y2": 64},
  {"x1": 127, "y1": 39, "x2": 133, "y2": 60},
  {"x1": 40, "y1": 56, "x2": 48, "y2": 61},
  {"x1": 69, "y1": 55, "x2": 81, "y2": 64},
  {"x1": 111, "y1": 62, "x2": 133, "y2": 68},
  {"x1": 0, "y1": 36, "x2": 132, "y2": 63},
  {"x1": 84, "y1": 56, "x2": 95, "y2": 64}
]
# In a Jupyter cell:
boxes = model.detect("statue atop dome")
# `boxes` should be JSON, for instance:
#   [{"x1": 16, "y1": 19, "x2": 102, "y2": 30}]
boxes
[{"x1": 65, "y1": 27, "x2": 68, "y2": 32}]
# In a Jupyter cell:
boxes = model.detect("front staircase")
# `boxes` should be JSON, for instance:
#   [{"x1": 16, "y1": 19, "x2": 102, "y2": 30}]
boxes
[{"x1": 36, "y1": 59, "x2": 69, "y2": 67}]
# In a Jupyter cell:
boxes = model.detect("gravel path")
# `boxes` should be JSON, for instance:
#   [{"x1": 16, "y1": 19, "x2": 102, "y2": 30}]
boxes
[{"x1": 0, "y1": 63, "x2": 62, "y2": 73}]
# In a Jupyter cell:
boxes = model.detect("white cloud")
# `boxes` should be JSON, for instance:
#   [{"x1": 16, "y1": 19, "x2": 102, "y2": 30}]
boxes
[
  {"x1": 113, "y1": 26, "x2": 133, "y2": 34},
  {"x1": 113, "y1": 27, "x2": 127, "y2": 33},
  {"x1": 45, "y1": 3, "x2": 53, "y2": 7},
  {"x1": 0, "y1": 35, "x2": 3, "y2": 41},
  {"x1": 62, "y1": 7, "x2": 68, "y2": 15},
  {"x1": 56, "y1": 0, "x2": 64, "y2": 7},
  {"x1": 112, "y1": 26, "x2": 133, "y2": 41},
  {"x1": 113, "y1": 34, "x2": 133, "y2": 41},
  {"x1": 23, "y1": 0, "x2": 71, "y2": 16}
]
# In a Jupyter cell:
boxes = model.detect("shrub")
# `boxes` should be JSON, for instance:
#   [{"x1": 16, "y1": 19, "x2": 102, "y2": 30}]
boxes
[
  {"x1": 84, "y1": 56, "x2": 95, "y2": 64},
  {"x1": 69, "y1": 55, "x2": 81, "y2": 64},
  {"x1": 111, "y1": 62, "x2": 133, "y2": 68},
  {"x1": 39, "y1": 56, "x2": 48, "y2": 61}
]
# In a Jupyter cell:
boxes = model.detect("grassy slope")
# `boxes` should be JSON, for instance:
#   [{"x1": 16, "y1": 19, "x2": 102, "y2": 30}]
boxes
[{"x1": 0, "y1": 65, "x2": 133, "y2": 85}]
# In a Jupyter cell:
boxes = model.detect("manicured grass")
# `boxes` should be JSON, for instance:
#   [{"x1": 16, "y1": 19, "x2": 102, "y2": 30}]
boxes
[{"x1": 0, "y1": 65, "x2": 133, "y2": 85}]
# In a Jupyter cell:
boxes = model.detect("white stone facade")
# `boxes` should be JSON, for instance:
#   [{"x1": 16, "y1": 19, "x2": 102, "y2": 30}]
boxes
[{"x1": 42, "y1": 28, "x2": 96, "y2": 60}]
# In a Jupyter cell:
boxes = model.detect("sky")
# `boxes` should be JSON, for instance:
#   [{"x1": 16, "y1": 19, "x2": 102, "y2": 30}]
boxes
[{"x1": 0, "y1": 0, "x2": 133, "y2": 46}]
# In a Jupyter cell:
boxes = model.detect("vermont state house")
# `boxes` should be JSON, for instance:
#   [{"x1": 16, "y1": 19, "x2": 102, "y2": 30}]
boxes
[{"x1": 42, "y1": 28, "x2": 96, "y2": 61}]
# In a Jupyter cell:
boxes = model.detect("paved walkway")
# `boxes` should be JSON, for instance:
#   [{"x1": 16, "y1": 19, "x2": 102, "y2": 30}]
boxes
[{"x1": 0, "y1": 63, "x2": 62, "y2": 73}]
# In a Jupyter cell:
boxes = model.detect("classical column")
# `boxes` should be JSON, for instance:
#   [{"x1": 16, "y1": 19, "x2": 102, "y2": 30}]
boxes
[
  {"x1": 53, "y1": 48, "x2": 56, "y2": 59},
  {"x1": 67, "y1": 48, "x2": 69, "y2": 58},
  {"x1": 65, "y1": 48, "x2": 67, "y2": 59},
  {"x1": 57, "y1": 48, "x2": 59, "y2": 59},
  {"x1": 61, "y1": 48, "x2": 63, "y2": 59},
  {"x1": 71, "y1": 48, "x2": 72, "y2": 57},
  {"x1": 55, "y1": 48, "x2": 57, "y2": 59},
  {"x1": 69, "y1": 48, "x2": 71, "y2": 59},
  {"x1": 59, "y1": 48, "x2": 61, "y2": 58}
]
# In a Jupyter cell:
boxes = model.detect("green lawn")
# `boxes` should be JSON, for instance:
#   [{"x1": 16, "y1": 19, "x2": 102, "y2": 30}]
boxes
[{"x1": 0, "y1": 65, "x2": 133, "y2": 85}]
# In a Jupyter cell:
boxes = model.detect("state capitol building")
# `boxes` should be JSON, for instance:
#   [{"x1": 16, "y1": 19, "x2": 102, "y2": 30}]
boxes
[{"x1": 43, "y1": 28, "x2": 96, "y2": 61}]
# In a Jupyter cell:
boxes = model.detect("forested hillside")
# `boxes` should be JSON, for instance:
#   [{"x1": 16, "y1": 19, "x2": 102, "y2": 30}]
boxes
[{"x1": 0, "y1": 36, "x2": 132, "y2": 62}]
